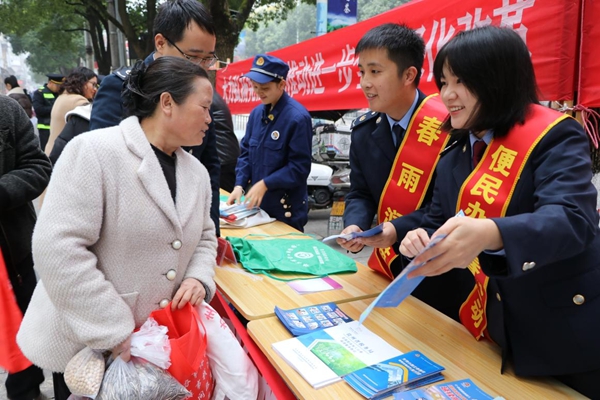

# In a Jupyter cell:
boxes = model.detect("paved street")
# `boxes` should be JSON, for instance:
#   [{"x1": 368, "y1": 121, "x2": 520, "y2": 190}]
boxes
[{"x1": 1, "y1": 207, "x2": 372, "y2": 399}]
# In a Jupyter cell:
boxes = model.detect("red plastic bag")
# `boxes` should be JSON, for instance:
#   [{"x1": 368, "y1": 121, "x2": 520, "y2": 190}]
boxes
[
  {"x1": 150, "y1": 302, "x2": 214, "y2": 398},
  {"x1": 0, "y1": 248, "x2": 33, "y2": 373}
]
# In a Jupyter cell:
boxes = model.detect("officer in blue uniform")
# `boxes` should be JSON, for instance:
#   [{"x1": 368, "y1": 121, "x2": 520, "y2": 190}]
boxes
[{"x1": 227, "y1": 54, "x2": 312, "y2": 232}]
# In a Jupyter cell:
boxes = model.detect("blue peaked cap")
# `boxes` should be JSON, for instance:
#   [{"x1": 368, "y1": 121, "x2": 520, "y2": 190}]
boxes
[{"x1": 243, "y1": 54, "x2": 289, "y2": 84}]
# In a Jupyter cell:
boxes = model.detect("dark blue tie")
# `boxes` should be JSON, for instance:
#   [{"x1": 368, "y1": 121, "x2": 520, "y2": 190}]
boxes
[{"x1": 393, "y1": 124, "x2": 404, "y2": 149}]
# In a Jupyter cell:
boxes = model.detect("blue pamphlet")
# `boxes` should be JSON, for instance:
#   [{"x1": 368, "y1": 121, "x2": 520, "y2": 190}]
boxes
[
  {"x1": 344, "y1": 350, "x2": 445, "y2": 399},
  {"x1": 359, "y1": 234, "x2": 447, "y2": 324},
  {"x1": 393, "y1": 378, "x2": 497, "y2": 400},
  {"x1": 322, "y1": 223, "x2": 384, "y2": 242},
  {"x1": 274, "y1": 302, "x2": 353, "y2": 336}
]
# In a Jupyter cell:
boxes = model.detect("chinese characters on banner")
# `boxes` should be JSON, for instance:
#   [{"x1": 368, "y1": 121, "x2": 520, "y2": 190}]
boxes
[{"x1": 217, "y1": 0, "x2": 579, "y2": 114}]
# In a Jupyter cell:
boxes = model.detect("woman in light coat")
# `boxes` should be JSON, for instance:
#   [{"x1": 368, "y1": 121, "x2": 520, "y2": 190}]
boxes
[
  {"x1": 18, "y1": 57, "x2": 217, "y2": 400},
  {"x1": 45, "y1": 67, "x2": 98, "y2": 155}
]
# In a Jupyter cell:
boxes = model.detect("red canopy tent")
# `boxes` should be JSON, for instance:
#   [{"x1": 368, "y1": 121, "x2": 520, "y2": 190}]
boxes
[
  {"x1": 578, "y1": 0, "x2": 600, "y2": 108},
  {"x1": 216, "y1": 0, "x2": 580, "y2": 115}
]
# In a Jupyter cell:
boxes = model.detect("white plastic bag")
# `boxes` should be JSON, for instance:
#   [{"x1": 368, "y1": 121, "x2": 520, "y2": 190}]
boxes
[
  {"x1": 220, "y1": 209, "x2": 275, "y2": 229},
  {"x1": 95, "y1": 317, "x2": 190, "y2": 400},
  {"x1": 196, "y1": 301, "x2": 259, "y2": 400},
  {"x1": 130, "y1": 317, "x2": 171, "y2": 369}
]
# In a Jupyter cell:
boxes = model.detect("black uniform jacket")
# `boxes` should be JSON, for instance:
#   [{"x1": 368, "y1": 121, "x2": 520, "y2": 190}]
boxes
[{"x1": 420, "y1": 117, "x2": 600, "y2": 376}]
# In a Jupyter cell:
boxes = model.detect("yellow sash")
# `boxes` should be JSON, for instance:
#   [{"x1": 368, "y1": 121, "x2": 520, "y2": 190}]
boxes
[
  {"x1": 457, "y1": 105, "x2": 568, "y2": 339},
  {"x1": 368, "y1": 94, "x2": 449, "y2": 279}
]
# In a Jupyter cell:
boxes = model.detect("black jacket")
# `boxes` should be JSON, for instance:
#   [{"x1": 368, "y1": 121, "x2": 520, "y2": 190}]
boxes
[
  {"x1": 32, "y1": 84, "x2": 57, "y2": 125},
  {"x1": 211, "y1": 91, "x2": 240, "y2": 165},
  {"x1": 49, "y1": 114, "x2": 90, "y2": 165},
  {"x1": 0, "y1": 95, "x2": 52, "y2": 278}
]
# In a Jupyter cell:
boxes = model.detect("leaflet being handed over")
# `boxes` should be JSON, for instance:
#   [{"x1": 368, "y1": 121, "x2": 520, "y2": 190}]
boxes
[
  {"x1": 322, "y1": 224, "x2": 384, "y2": 243},
  {"x1": 359, "y1": 234, "x2": 447, "y2": 324}
]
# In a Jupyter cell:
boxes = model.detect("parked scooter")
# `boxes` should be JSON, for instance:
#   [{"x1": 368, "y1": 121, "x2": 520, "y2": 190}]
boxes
[
  {"x1": 307, "y1": 122, "x2": 351, "y2": 210},
  {"x1": 307, "y1": 163, "x2": 334, "y2": 209}
]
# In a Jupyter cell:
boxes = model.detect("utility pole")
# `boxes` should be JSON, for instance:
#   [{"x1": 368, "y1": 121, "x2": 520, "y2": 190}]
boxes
[
  {"x1": 107, "y1": 0, "x2": 121, "y2": 71},
  {"x1": 115, "y1": 0, "x2": 128, "y2": 66},
  {"x1": 83, "y1": 22, "x2": 95, "y2": 71}
]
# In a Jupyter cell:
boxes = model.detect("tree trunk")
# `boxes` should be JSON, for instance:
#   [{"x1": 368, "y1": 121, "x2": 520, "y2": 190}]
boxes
[
  {"x1": 208, "y1": 0, "x2": 248, "y2": 64},
  {"x1": 216, "y1": 34, "x2": 239, "y2": 65},
  {"x1": 87, "y1": 13, "x2": 111, "y2": 75}
]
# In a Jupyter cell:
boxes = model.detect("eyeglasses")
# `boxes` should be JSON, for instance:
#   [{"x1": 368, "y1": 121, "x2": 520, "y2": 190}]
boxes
[
  {"x1": 87, "y1": 80, "x2": 99, "y2": 89},
  {"x1": 162, "y1": 35, "x2": 219, "y2": 68}
]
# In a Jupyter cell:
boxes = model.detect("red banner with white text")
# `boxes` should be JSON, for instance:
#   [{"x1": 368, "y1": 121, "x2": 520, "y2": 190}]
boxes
[
  {"x1": 217, "y1": 0, "x2": 579, "y2": 114},
  {"x1": 578, "y1": 0, "x2": 600, "y2": 107}
]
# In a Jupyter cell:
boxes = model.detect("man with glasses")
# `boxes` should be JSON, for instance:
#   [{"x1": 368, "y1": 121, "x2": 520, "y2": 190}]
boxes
[{"x1": 89, "y1": 0, "x2": 233, "y2": 235}]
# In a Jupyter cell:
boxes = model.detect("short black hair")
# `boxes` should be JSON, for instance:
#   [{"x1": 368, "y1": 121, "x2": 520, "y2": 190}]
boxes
[
  {"x1": 356, "y1": 23, "x2": 425, "y2": 85},
  {"x1": 4, "y1": 75, "x2": 19, "y2": 88},
  {"x1": 153, "y1": 0, "x2": 215, "y2": 42},
  {"x1": 62, "y1": 67, "x2": 97, "y2": 96},
  {"x1": 122, "y1": 56, "x2": 210, "y2": 120},
  {"x1": 433, "y1": 26, "x2": 539, "y2": 138}
]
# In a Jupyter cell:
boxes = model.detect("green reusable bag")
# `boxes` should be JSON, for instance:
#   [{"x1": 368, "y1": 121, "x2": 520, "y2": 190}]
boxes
[{"x1": 226, "y1": 234, "x2": 357, "y2": 280}]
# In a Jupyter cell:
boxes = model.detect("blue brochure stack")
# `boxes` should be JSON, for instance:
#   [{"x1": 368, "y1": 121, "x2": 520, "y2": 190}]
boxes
[{"x1": 344, "y1": 350, "x2": 445, "y2": 399}]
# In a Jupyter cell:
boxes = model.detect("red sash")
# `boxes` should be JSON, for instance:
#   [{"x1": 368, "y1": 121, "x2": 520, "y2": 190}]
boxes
[
  {"x1": 457, "y1": 105, "x2": 568, "y2": 339},
  {"x1": 368, "y1": 94, "x2": 449, "y2": 279}
]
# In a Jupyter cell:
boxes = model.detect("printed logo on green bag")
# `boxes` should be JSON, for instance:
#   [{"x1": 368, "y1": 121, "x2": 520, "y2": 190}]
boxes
[
  {"x1": 287, "y1": 244, "x2": 336, "y2": 267},
  {"x1": 227, "y1": 236, "x2": 358, "y2": 280}
]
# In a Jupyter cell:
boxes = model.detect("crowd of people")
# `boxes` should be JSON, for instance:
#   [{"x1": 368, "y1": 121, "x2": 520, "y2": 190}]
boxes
[{"x1": 1, "y1": 0, "x2": 599, "y2": 399}]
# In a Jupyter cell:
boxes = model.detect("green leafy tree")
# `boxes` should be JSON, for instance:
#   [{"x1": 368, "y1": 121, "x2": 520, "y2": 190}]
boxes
[
  {"x1": 241, "y1": 3, "x2": 316, "y2": 58},
  {"x1": 0, "y1": 0, "x2": 117, "y2": 74},
  {"x1": 358, "y1": 0, "x2": 410, "y2": 21},
  {"x1": 0, "y1": 0, "x2": 314, "y2": 75},
  {"x1": 7, "y1": 26, "x2": 84, "y2": 77},
  {"x1": 2, "y1": 0, "x2": 408, "y2": 76},
  {"x1": 240, "y1": 0, "x2": 411, "y2": 58}
]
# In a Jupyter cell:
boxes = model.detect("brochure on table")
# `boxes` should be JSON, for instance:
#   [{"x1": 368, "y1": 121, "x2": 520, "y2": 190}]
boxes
[
  {"x1": 274, "y1": 302, "x2": 353, "y2": 336},
  {"x1": 393, "y1": 378, "x2": 501, "y2": 400},
  {"x1": 272, "y1": 321, "x2": 402, "y2": 389},
  {"x1": 219, "y1": 202, "x2": 259, "y2": 221},
  {"x1": 359, "y1": 234, "x2": 447, "y2": 323},
  {"x1": 344, "y1": 350, "x2": 445, "y2": 399},
  {"x1": 322, "y1": 224, "x2": 384, "y2": 242}
]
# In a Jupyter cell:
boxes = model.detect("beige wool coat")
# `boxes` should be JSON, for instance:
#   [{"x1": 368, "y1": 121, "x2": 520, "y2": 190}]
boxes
[
  {"x1": 46, "y1": 93, "x2": 89, "y2": 154},
  {"x1": 18, "y1": 116, "x2": 217, "y2": 372}
]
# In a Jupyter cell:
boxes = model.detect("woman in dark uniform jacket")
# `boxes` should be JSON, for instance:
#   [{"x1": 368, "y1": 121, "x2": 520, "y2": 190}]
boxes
[
  {"x1": 399, "y1": 26, "x2": 600, "y2": 398},
  {"x1": 227, "y1": 54, "x2": 312, "y2": 232}
]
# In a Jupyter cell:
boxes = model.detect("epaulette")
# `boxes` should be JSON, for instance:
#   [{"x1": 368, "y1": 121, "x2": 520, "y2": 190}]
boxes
[
  {"x1": 113, "y1": 66, "x2": 132, "y2": 81},
  {"x1": 351, "y1": 111, "x2": 380, "y2": 130}
]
